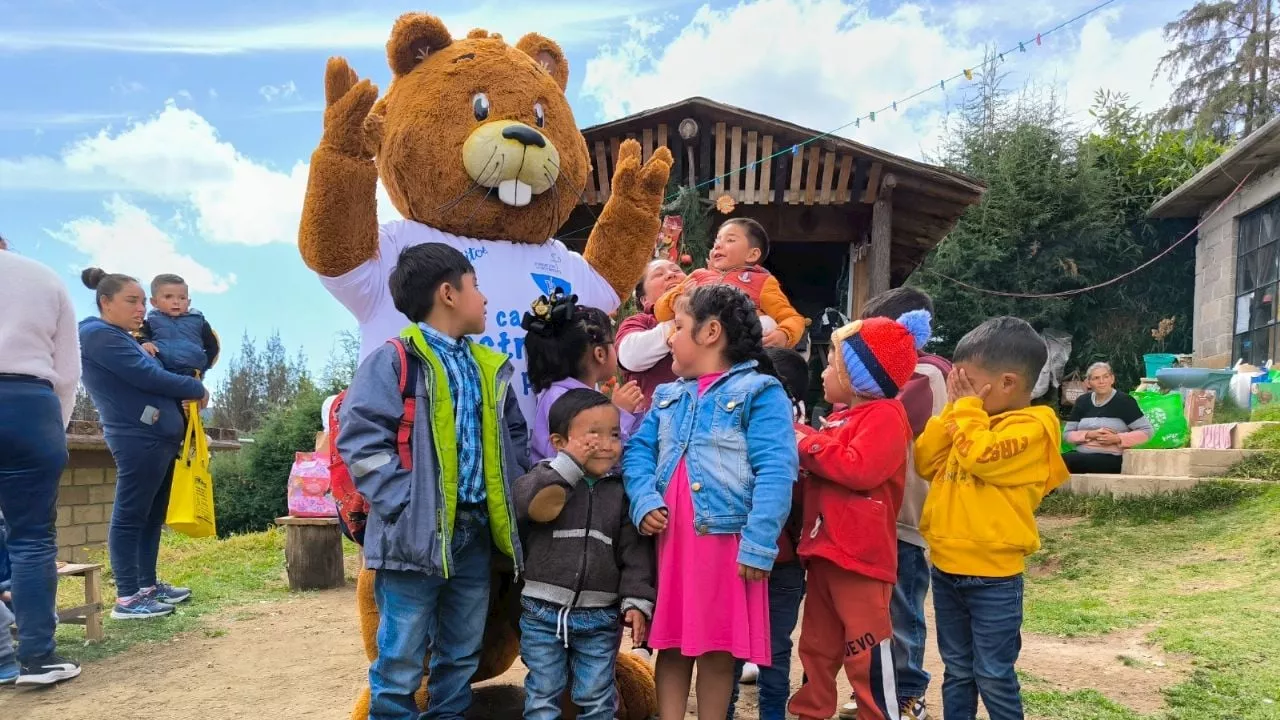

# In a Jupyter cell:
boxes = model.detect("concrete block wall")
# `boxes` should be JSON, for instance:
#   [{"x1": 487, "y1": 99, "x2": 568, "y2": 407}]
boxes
[{"x1": 1193, "y1": 164, "x2": 1280, "y2": 368}]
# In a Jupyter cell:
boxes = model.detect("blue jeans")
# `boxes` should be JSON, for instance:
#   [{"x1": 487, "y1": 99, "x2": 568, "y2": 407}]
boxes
[
  {"x1": 891, "y1": 541, "x2": 931, "y2": 700},
  {"x1": 519, "y1": 597, "x2": 620, "y2": 720},
  {"x1": 107, "y1": 436, "x2": 180, "y2": 598},
  {"x1": 727, "y1": 560, "x2": 806, "y2": 720},
  {"x1": 369, "y1": 507, "x2": 492, "y2": 720},
  {"x1": 0, "y1": 378, "x2": 67, "y2": 662},
  {"x1": 931, "y1": 568, "x2": 1025, "y2": 720}
]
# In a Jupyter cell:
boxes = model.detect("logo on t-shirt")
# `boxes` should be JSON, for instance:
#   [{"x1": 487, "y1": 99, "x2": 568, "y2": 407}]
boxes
[{"x1": 531, "y1": 273, "x2": 572, "y2": 296}]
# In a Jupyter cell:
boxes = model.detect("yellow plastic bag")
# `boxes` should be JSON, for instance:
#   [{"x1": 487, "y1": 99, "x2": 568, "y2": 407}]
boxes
[{"x1": 166, "y1": 406, "x2": 217, "y2": 538}]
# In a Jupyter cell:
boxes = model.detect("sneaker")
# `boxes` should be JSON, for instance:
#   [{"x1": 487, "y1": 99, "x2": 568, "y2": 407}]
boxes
[
  {"x1": 739, "y1": 662, "x2": 759, "y2": 685},
  {"x1": 153, "y1": 582, "x2": 191, "y2": 604},
  {"x1": 110, "y1": 589, "x2": 175, "y2": 620},
  {"x1": 838, "y1": 696, "x2": 858, "y2": 719},
  {"x1": 900, "y1": 697, "x2": 930, "y2": 720},
  {"x1": 630, "y1": 647, "x2": 652, "y2": 662},
  {"x1": 0, "y1": 659, "x2": 18, "y2": 685},
  {"x1": 15, "y1": 653, "x2": 80, "y2": 686}
]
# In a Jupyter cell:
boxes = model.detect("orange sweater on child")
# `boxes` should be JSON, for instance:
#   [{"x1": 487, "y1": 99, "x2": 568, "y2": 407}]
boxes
[{"x1": 653, "y1": 265, "x2": 805, "y2": 347}]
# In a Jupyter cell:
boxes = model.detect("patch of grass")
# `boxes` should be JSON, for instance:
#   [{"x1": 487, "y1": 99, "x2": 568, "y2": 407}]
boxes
[
  {"x1": 1037, "y1": 481, "x2": 1268, "y2": 523},
  {"x1": 1222, "y1": 451, "x2": 1280, "y2": 481},
  {"x1": 1243, "y1": 425, "x2": 1280, "y2": 451},
  {"x1": 1027, "y1": 485, "x2": 1280, "y2": 719},
  {"x1": 1024, "y1": 689, "x2": 1146, "y2": 720},
  {"x1": 53, "y1": 528, "x2": 362, "y2": 663}
]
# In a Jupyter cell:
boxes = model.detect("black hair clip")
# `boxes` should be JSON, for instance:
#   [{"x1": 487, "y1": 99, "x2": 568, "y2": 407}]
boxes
[{"x1": 521, "y1": 288, "x2": 579, "y2": 335}]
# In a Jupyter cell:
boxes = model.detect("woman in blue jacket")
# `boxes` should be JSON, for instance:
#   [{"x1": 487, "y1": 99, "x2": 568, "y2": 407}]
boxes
[{"x1": 79, "y1": 268, "x2": 208, "y2": 620}]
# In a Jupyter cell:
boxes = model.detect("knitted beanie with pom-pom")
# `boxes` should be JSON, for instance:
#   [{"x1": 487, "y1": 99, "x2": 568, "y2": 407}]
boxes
[{"x1": 830, "y1": 309, "x2": 932, "y2": 399}]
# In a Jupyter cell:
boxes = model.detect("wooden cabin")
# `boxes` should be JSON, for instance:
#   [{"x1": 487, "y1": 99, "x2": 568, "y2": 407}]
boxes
[{"x1": 561, "y1": 97, "x2": 987, "y2": 323}]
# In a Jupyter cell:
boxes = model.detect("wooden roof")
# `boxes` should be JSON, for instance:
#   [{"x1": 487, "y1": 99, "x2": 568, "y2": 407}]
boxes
[
  {"x1": 578, "y1": 97, "x2": 986, "y2": 268},
  {"x1": 1150, "y1": 115, "x2": 1280, "y2": 218}
]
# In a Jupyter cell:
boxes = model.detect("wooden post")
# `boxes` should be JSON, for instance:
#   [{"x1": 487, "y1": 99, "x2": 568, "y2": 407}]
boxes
[
  {"x1": 276, "y1": 516, "x2": 345, "y2": 591},
  {"x1": 83, "y1": 565, "x2": 103, "y2": 641},
  {"x1": 868, "y1": 173, "x2": 897, "y2": 299},
  {"x1": 849, "y1": 243, "x2": 870, "y2": 320}
]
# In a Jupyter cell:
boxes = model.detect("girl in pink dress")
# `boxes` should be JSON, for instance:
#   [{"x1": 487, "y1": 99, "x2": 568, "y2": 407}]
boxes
[{"x1": 622, "y1": 285, "x2": 799, "y2": 720}]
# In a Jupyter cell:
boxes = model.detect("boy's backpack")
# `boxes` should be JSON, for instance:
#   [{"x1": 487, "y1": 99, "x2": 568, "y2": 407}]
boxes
[{"x1": 327, "y1": 338, "x2": 421, "y2": 546}]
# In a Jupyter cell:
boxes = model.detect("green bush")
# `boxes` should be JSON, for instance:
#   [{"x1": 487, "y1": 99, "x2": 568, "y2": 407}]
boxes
[
  {"x1": 1251, "y1": 403, "x2": 1280, "y2": 422},
  {"x1": 213, "y1": 387, "x2": 325, "y2": 536}
]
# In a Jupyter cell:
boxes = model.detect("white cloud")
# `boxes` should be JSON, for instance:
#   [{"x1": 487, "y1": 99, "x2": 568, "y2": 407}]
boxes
[
  {"x1": 0, "y1": 111, "x2": 131, "y2": 130},
  {"x1": 259, "y1": 80, "x2": 299, "y2": 103},
  {"x1": 110, "y1": 78, "x2": 145, "y2": 95},
  {"x1": 580, "y1": 0, "x2": 1178, "y2": 159},
  {"x1": 49, "y1": 196, "x2": 237, "y2": 294},
  {"x1": 208, "y1": 88, "x2": 219, "y2": 100},
  {"x1": 0, "y1": 1, "x2": 681, "y2": 54}
]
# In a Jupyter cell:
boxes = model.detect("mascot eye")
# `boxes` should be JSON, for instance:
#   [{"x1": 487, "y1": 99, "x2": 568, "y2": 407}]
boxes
[
  {"x1": 472, "y1": 93, "x2": 490, "y2": 122},
  {"x1": 533, "y1": 102, "x2": 546, "y2": 128}
]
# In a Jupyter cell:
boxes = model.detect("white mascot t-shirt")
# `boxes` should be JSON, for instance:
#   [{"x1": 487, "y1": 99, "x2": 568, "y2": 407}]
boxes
[{"x1": 320, "y1": 220, "x2": 620, "y2": 423}]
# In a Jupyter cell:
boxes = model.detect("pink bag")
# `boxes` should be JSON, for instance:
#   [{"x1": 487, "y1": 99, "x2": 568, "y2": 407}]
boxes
[{"x1": 287, "y1": 452, "x2": 338, "y2": 518}]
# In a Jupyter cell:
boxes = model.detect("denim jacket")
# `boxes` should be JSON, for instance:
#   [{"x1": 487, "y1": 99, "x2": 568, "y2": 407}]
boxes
[{"x1": 622, "y1": 361, "x2": 799, "y2": 571}]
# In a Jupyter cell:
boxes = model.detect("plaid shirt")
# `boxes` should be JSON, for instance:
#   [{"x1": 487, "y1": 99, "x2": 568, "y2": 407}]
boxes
[{"x1": 420, "y1": 324, "x2": 486, "y2": 505}]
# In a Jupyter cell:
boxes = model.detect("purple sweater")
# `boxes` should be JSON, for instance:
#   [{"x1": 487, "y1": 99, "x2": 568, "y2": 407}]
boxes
[{"x1": 531, "y1": 377, "x2": 642, "y2": 463}]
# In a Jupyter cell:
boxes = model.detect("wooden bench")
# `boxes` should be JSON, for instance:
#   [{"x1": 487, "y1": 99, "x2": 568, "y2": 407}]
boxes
[
  {"x1": 275, "y1": 516, "x2": 345, "y2": 591},
  {"x1": 56, "y1": 562, "x2": 104, "y2": 642}
]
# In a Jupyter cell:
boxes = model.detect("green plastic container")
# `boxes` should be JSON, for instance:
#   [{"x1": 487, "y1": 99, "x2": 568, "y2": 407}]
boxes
[{"x1": 1144, "y1": 353, "x2": 1178, "y2": 378}]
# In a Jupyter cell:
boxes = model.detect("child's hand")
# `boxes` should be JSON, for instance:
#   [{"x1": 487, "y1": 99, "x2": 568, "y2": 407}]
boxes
[
  {"x1": 738, "y1": 564, "x2": 769, "y2": 582},
  {"x1": 947, "y1": 368, "x2": 991, "y2": 404},
  {"x1": 563, "y1": 434, "x2": 600, "y2": 467},
  {"x1": 141, "y1": 342, "x2": 159, "y2": 357},
  {"x1": 612, "y1": 380, "x2": 645, "y2": 414},
  {"x1": 624, "y1": 609, "x2": 648, "y2": 646},
  {"x1": 763, "y1": 329, "x2": 789, "y2": 348},
  {"x1": 639, "y1": 509, "x2": 668, "y2": 535}
]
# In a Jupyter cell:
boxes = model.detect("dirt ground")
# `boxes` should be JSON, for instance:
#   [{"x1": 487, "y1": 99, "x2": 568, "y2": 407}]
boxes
[{"x1": 2, "y1": 584, "x2": 1185, "y2": 719}]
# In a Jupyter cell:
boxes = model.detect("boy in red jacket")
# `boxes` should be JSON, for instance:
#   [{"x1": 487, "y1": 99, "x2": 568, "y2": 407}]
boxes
[{"x1": 789, "y1": 310, "x2": 932, "y2": 720}]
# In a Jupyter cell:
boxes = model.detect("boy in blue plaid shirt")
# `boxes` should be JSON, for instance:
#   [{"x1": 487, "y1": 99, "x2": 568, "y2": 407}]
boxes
[{"x1": 338, "y1": 243, "x2": 531, "y2": 719}]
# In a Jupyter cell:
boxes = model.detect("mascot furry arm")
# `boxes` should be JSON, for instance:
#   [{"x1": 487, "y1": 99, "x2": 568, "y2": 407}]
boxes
[{"x1": 297, "y1": 14, "x2": 672, "y2": 300}]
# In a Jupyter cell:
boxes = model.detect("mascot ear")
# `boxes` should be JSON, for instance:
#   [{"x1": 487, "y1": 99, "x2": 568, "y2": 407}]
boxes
[
  {"x1": 516, "y1": 33, "x2": 569, "y2": 91},
  {"x1": 387, "y1": 12, "x2": 453, "y2": 78}
]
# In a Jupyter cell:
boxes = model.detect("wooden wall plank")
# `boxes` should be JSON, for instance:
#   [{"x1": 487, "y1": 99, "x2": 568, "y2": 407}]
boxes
[
  {"x1": 787, "y1": 145, "x2": 804, "y2": 204},
  {"x1": 851, "y1": 158, "x2": 870, "y2": 204},
  {"x1": 642, "y1": 128, "x2": 654, "y2": 163},
  {"x1": 610, "y1": 136, "x2": 622, "y2": 179},
  {"x1": 862, "y1": 162, "x2": 883, "y2": 203},
  {"x1": 804, "y1": 145, "x2": 821, "y2": 205},
  {"x1": 730, "y1": 125, "x2": 743, "y2": 200},
  {"x1": 714, "y1": 121, "x2": 727, "y2": 196},
  {"x1": 819, "y1": 150, "x2": 837, "y2": 204},
  {"x1": 745, "y1": 131, "x2": 758, "y2": 204},
  {"x1": 594, "y1": 140, "x2": 611, "y2": 203},
  {"x1": 837, "y1": 155, "x2": 854, "y2": 203},
  {"x1": 657, "y1": 123, "x2": 669, "y2": 151},
  {"x1": 759, "y1": 135, "x2": 774, "y2": 203}
]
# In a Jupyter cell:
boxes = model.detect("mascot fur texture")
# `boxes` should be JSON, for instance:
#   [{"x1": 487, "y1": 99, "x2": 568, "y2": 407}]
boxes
[{"x1": 297, "y1": 12, "x2": 668, "y2": 720}]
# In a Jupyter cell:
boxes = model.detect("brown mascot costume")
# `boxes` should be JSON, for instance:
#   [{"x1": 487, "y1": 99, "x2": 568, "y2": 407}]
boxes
[{"x1": 296, "y1": 11, "x2": 668, "y2": 720}]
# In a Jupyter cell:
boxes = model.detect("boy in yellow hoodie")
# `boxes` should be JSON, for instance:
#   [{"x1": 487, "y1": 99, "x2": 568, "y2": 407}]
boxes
[{"x1": 914, "y1": 316, "x2": 1069, "y2": 720}]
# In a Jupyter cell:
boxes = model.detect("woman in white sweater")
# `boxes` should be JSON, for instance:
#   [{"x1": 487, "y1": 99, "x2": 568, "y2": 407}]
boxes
[{"x1": 0, "y1": 243, "x2": 83, "y2": 686}]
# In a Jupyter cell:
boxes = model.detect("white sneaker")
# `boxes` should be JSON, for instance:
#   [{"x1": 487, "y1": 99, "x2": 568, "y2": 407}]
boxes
[
  {"x1": 838, "y1": 697, "x2": 858, "y2": 719},
  {"x1": 739, "y1": 662, "x2": 759, "y2": 684}
]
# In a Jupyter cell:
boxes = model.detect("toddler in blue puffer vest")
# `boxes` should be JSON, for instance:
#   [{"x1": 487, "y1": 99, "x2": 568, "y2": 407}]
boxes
[{"x1": 138, "y1": 274, "x2": 220, "y2": 378}]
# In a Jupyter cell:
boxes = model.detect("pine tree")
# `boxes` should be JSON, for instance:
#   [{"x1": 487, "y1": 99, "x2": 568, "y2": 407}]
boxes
[
  {"x1": 1158, "y1": 0, "x2": 1279, "y2": 140},
  {"x1": 211, "y1": 332, "x2": 266, "y2": 431}
]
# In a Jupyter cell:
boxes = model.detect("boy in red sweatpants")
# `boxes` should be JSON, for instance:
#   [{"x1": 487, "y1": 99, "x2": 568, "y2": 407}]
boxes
[{"x1": 789, "y1": 309, "x2": 932, "y2": 720}]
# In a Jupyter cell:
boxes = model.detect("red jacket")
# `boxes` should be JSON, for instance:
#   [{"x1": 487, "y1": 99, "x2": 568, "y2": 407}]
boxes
[{"x1": 795, "y1": 400, "x2": 911, "y2": 583}]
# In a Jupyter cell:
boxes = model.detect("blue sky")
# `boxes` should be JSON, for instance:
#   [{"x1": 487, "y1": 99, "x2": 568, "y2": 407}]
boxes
[{"x1": 0, "y1": 0, "x2": 1190, "y2": 391}]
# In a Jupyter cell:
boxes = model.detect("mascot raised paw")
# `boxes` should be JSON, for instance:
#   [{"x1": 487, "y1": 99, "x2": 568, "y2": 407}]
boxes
[{"x1": 297, "y1": 11, "x2": 669, "y2": 720}]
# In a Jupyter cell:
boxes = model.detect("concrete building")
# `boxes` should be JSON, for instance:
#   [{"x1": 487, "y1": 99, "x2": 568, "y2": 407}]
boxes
[{"x1": 1150, "y1": 118, "x2": 1280, "y2": 368}]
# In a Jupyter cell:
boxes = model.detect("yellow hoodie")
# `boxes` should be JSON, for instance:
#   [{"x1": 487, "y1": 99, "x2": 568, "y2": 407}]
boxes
[{"x1": 915, "y1": 397, "x2": 1069, "y2": 577}]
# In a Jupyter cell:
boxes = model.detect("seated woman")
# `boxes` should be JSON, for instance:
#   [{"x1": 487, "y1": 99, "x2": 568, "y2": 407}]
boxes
[{"x1": 1062, "y1": 362, "x2": 1153, "y2": 474}]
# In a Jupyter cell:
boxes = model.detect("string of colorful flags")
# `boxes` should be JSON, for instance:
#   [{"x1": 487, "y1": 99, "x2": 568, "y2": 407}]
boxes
[{"x1": 569, "y1": 0, "x2": 1123, "y2": 236}]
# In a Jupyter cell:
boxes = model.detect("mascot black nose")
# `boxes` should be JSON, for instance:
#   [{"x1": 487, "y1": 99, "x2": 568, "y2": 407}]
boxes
[{"x1": 502, "y1": 124, "x2": 547, "y2": 148}]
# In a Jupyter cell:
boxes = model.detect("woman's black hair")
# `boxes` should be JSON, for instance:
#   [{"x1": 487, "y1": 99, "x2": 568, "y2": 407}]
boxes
[
  {"x1": 681, "y1": 284, "x2": 775, "y2": 377},
  {"x1": 547, "y1": 388, "x2": 614, "y2": 438},
  {"x1": 522, "y1": 290, "x2": 615, "y2": 393},
  {"x1": 81, "y1": 267, "x2": 139, "y2": 312}
]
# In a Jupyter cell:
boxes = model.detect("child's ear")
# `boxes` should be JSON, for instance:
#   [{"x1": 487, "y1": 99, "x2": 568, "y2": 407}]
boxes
[
  {"x1": 436, "y1": 281, "x2": 457, "y2": 309},
  {"x1": 1001, "y1": 372, "x2": 1020, "y2": 391},
  {"x1": 745, "y1": 246, "x2": 763, "y2": 265},
  {"x1": 549, "y1": 433, "x2": 568, "y2": 451}
]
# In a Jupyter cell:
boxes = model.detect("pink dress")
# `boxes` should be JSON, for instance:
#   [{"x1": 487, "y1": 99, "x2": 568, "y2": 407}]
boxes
[{"x1": 646, "y1": 372, "x2": 772, "y2": 664}]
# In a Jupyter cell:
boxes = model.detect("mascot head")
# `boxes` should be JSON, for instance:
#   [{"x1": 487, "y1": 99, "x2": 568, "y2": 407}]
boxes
[{"x1": 368, "y1": 14, "x2": 590, "y2": 245}]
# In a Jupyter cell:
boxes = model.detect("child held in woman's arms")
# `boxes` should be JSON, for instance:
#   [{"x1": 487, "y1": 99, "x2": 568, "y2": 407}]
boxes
[
  {"x1": 914, "y1": 317, "x2": 1069, "y2": 720},
  {"x1": 515, "y1": 388, "x2": 655, "y2": 720},
  {"x1": 622, "y1": 284, "x2": 799, "y2": 720},
  {"x1": 524, "y1": 288, "x2": 644, "y2": 464},
  {"x1": 652, "y1": 219, "x2": 805, "y2": 349},
  {"x1": 138, "y1": 274, "x2": 219, "y2": 379},
  {"x1": 788, "y1": 310, "x2": 931, "y2": 720}
]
